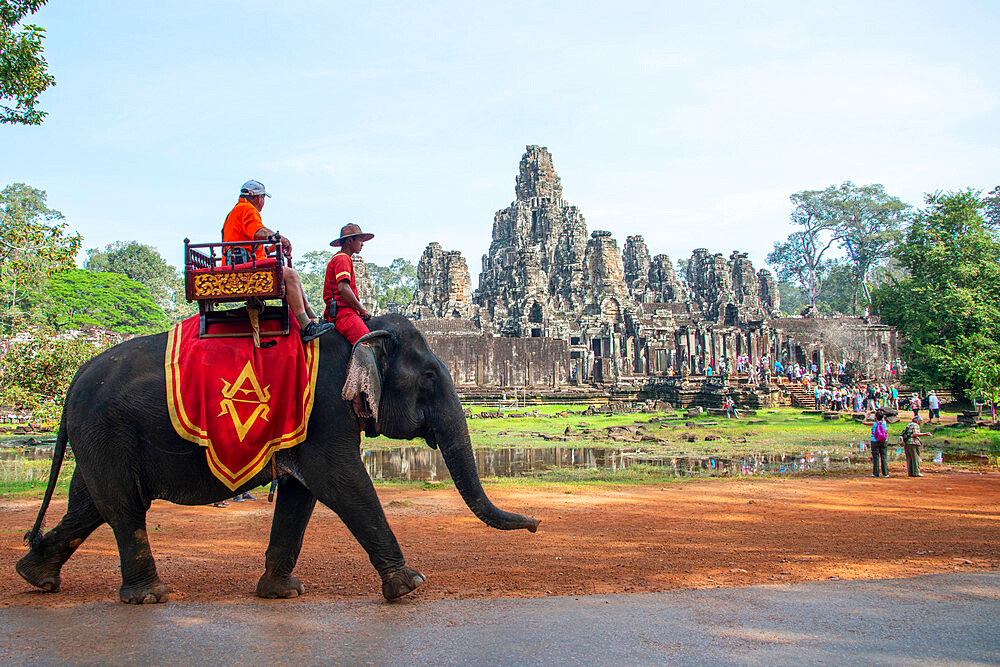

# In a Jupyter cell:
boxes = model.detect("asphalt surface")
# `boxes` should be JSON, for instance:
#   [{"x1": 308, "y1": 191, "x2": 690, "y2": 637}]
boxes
[{"x1": 2, "y1": 572, "x2": 999, "y2": 665}]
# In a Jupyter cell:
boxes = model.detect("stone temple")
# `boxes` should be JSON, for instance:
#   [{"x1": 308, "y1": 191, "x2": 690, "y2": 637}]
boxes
[{"x1": 401, "y1": 146, "x2": 896, "y2": 405}]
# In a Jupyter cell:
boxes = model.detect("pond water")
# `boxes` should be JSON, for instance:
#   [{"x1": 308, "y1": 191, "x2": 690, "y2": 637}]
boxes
[
  {"x1": 0, "y1": 444, "x2": 58, "y2": 460},
  {"x1": 361, "y1": 445, "x2": 910, "y2": 481},
  {"x1": 0, "y1": 443, "x2": 988, "y2": 482}
]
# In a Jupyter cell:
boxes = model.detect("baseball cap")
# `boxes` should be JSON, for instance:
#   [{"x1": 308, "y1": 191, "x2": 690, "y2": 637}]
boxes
[{"x1": 240, "y1": 180, "x2": 271, "y2": 198}]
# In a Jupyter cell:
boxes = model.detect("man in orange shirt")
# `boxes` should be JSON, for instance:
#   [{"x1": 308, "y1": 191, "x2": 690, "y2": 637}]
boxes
[
  {"x1": 223, "y1": 180, "x2": 335, "y2": 342},
  {"x1": 323, "y1": 223, "x2": 374, "y2": 345}
]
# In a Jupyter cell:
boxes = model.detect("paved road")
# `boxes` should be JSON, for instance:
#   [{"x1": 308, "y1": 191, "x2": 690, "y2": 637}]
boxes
[{"x1": 2, "y1": 572, "x2": 999, "y2": 665}]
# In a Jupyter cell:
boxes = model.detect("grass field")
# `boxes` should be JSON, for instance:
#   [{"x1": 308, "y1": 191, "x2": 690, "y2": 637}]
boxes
[
  {"x1": 1, "y1": 406, "x2": 997, "y2": 498},
  {"x1": 370, "y1": 405, "x2": 1000, "y2": 456}
]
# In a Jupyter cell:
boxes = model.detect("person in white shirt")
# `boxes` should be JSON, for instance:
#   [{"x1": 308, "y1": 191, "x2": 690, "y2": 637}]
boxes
[{"x1": 928, "y1": 391, "x2": 940, "y2": 422}]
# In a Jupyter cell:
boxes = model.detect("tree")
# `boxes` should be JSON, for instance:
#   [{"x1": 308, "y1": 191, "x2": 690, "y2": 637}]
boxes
[
  {"x1": 0, "y1": 183, "x2": 80, "y2": 327},
  {"x1": 294, "y1": 252, "x2": 417, "y2": 312},
  {"x1": 823, "y1": 181, "x2": 911, "y2": 313},
  {"x1": 84, "y1": 241, "x2": 193, "y2": 321},
  {"x1": 1, "y1": 0, "x2": 55, "y2": 125},
  {"x1": 30, "y1": 269, "x2": 168, "y2": 334},
  {"x1": 0, "y1": 328, "x2": 114, "y2": 419},
  {"x1": 294, "y1": 249, "x2": 333, "y2": 310},
  {"x1": 775, "y1": 280, "x2": 807, "y2": 315},
  {"x1": 777, "y1": 266, "x2": 868, "y2": 316},
  {"x1": 818, "y1": 264, "x2": 863, "y2": 315},
  {"x1": 967, "y1": 356, "x2": 999, "y2": 424},
  {"x1": 822, "y1": 321, "x2": 876, "y2": 381},
  {"x1": 367, "y1": 258, "x2": 416, "y2": 309},
  {"x1": 767, "y1": 188, "x2": 838, "y2": 309},
  {"x1": 984, "y1": 185, "x2": 1000, "y2": 228},
  {"x1": 874, "y1": 190, "x2": 1000, "y2": 396}
]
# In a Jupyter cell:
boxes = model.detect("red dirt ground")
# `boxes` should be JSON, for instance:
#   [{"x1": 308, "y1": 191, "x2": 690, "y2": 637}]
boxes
[{"x1": 2, "y1": 465, "x2": 999, "y2": 607}]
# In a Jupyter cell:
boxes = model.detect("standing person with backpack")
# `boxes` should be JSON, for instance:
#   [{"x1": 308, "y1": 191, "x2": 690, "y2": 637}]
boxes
[{"x1": 864, "y1": 409, "x2": 890, "y2": 477}]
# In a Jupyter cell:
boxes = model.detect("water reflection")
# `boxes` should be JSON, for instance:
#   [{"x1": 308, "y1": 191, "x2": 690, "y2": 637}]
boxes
[
  {"x1": 0, "y1": 445, "x2": 57, "y2": 460},
  {"x1": 361, "y1": 446, "x2": 898, "y2": 481},
  {"x1": 2, "y1": 443, "x2": 985, "y2": 483}
]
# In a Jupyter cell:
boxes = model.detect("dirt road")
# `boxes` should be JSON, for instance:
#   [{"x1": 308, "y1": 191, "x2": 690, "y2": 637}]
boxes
[{"x1": 3, "y1": 467, "x2": 999, "y2": 607}]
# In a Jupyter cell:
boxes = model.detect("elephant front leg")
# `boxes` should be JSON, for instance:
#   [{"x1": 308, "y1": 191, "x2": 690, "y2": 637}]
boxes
[
  {"x1": 257, "y1": 475, "x2": 316, "y2": 599},
  {"x1": 309, "y1": 462, "x2": 425, "y2": 601},
  {"x1": 109, "y1": 516, "x2": 169, "y2": 604}
]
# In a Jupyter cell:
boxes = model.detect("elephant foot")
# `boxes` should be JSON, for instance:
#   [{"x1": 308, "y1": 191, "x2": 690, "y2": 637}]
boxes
[
  {"x1": 381, "y1": 566, "x2": 425, "y2": 601},
  {"x1": 256, "y1": 573, "x2": 304, "y2": 599},
  {"x1": 15, "y1": 551, "x2": 62, "y2": 593},
  {"x1": 119, "y1": 580, "x2": 170, "y2": 604}
]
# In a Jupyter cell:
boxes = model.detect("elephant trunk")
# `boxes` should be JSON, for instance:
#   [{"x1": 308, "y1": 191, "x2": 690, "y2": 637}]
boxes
[{"x1": 435, "y1": 415, "x2": 539, "y2": 533}]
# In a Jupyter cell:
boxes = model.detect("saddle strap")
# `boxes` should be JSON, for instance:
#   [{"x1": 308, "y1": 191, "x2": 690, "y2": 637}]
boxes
[{"x1": 247, "y1": 302, "x2": 262, "y2": 348}]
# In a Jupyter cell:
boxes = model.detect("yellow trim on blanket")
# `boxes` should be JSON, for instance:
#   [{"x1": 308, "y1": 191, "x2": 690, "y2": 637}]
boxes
[{"x1": 164, "y1": 320, "x2": 321, "y2": 490}]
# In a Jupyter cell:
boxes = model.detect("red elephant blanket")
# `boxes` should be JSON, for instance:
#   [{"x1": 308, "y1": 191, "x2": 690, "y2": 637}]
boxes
[{"x1": 165, "y1": 313, "x2": 320, "y2": 490}]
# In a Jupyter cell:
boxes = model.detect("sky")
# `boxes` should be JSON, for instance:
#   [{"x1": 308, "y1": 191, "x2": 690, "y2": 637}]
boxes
[{"x1": 2, "y1": 0, "x2": 998, "y2": 278}]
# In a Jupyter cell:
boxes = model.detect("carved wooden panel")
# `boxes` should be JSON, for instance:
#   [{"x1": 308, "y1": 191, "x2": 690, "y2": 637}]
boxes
[{"x1": 193, "y1": 270, "x2": 275, "y2": 298}]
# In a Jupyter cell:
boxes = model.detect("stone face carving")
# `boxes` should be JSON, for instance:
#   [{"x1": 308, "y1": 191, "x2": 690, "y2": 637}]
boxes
[
  {"x1": 729, "y1": 251, "x2": 761, "y2": 317},
  {"x1": 622, "y1": 235, "x2": 651, "y2": 290},
  {"x1": 408, "y1": 242, "x2": 473, "y2": 319},
  {"x1": 645, "y1": 254, "x2": 684, "y2": 304},
  {"x1": 430, "y1": 145, "x2": 788, "y2": 331},
  {"x1": 474, "y1": 145, "x2": 590, "y2": 337},
  {"x1": 352, "y1": 255, "x2": 379, "y2": 316},
  {"x1": 584, "y1": 230, "x2": 626, "y2": 306},
  {"x1": 515, "y1": 144, "x2": 563, "y2": 202},
  {"x1": 686, "y1": 249, "x2": 732, "y2": 320},
  {"x1": 408, "y1": 145, "x2": 895, "y2": 388},
  {"x1": 757, "y1": 268, "x2": 781, "y2": 317}
]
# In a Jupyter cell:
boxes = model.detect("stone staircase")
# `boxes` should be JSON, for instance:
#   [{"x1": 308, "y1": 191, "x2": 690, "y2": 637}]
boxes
[{"x1": 782, "y1": 382, "x2": 814, "y2": 409}]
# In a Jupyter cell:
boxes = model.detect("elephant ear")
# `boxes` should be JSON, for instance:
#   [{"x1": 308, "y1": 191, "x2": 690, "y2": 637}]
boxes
[{"x1": 342, "y1": 330, "x2": 393, "y2": 423}]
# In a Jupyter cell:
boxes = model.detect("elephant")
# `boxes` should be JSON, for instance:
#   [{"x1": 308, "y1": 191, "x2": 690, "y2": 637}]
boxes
[{"x1": 16, "y1": 314, "x2": 538, "y2": 604}]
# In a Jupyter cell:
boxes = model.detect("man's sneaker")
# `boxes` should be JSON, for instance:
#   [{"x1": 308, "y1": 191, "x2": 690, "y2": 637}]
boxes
[{"x1": 301, "y1": 320, "x2": 335, "y2": 342}]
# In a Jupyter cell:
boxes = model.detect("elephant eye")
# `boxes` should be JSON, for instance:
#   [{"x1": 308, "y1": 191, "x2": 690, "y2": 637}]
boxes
[{"x1": 419, "y1": 370, "x2": 436, "y2": 391}]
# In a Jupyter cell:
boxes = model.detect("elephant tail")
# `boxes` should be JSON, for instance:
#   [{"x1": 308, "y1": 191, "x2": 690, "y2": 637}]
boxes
[{"x1": 24, "y1": 411, "x2": 68, "y2": 548}]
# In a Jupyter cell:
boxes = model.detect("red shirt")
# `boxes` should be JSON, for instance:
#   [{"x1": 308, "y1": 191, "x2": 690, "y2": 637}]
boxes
[
  {"x1": 222, "y1": 198, "x2": 265, "y2": 261},
  {"x1": 323, "y1": 252, "x2": 359, "y2": 320}
]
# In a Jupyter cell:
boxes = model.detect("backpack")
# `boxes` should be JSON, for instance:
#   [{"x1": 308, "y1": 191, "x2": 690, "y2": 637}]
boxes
[{"x1": 873, "y1": 421, "x2": 887, "y2": 443}]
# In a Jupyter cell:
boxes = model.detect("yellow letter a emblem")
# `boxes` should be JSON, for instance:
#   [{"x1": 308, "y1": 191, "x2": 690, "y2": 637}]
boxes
[{"x1": 219, "y1": 361, "x2": 271, "y2": 441}]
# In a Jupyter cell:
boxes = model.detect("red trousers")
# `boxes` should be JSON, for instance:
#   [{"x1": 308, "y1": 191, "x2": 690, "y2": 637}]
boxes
[{"x1": 335, "y1": 307, "x2": 370, "y2": 345}]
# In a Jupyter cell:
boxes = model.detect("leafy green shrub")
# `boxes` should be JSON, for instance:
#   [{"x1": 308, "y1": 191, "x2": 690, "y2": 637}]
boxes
[{"x1": 0, "y1": 329, "x2": 114, "y2": 419}]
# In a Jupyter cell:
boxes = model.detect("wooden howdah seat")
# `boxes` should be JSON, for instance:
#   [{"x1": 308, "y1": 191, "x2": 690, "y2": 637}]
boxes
[{"x1": 183, "y1": 237, "x2": 290, "y2": 342}]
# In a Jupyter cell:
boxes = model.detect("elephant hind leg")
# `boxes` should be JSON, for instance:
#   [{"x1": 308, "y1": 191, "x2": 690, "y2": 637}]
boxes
[
  {"x1": 107, "y1": 514, "x2": 169, "y2": 604},
  {"x1": 16, "y1": 468, "x2": 105, "y2": 593}
]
